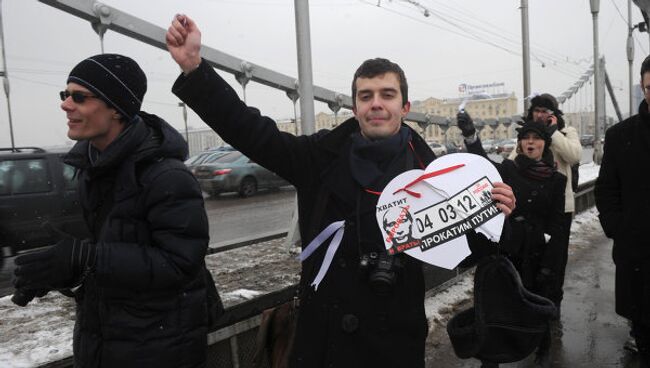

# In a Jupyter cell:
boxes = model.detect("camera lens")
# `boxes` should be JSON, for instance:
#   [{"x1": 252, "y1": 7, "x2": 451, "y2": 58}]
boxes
[{"x1": 368, "y1": 269, "x2": 396, "y2": 296}]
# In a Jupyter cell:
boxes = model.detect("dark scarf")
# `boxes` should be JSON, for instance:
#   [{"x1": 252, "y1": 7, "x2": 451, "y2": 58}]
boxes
[
  {"x1": 514, "y1": 150, "x2": 556, "y2": 181},
  {"x1": 349, "y1": 126, "x2": 411, "y2": 188}
]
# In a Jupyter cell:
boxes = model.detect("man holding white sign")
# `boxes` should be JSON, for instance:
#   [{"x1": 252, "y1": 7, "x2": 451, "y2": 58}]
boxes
[{"x1": 166, "y1": 14, "x2": 515, "y2": 368}]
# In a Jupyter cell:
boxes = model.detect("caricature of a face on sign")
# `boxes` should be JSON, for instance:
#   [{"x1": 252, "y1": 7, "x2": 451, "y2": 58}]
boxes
[{"x1": 376, "y1": 153, "x2": 504, "y2": 269}]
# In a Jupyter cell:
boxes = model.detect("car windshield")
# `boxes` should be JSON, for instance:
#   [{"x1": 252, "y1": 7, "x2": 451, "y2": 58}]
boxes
[
  {"x1": 201, "y1": 152, "x2": 229, "y2": 164},
  {"x1": 186, "y1": 151, "x2": 215, "y2": 165},
  {"x1": 185, "y1": 154, "x2": 203, "y2": 165},
  {"x1": 213, "y1": 151, "x2": 242, "y2": 163}
]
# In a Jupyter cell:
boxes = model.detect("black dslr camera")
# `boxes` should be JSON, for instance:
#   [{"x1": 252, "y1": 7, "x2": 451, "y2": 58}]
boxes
[{"x1": 359, "y1": 251, "x2": 403, "y2": 296}]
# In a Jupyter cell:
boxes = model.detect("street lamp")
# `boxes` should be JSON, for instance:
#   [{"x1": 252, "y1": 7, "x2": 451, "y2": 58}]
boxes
[
  {"x1": 591, "y1": 0, "x2": 603, "y2": 164},
  {"x1": 521, "y1": 0, "x2": 531, "y2": 113},
  {"x1": 628, "y1": 15, "x2": 647, "y2": 116},
  {"x1": 178, "y1": 102, "x2": 189, "y2": 144},
  {"x1": 0, "y1": 0, "x2": 15, "y2": 151}
]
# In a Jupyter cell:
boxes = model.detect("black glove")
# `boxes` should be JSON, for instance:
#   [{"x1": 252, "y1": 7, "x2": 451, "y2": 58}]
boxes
[
  {"x1": 13, "y1": 224, "x2": 96, "y2": 291},
  {"x1": 458, "y1": 231, "x2": 498, "y2": 268},
  {"x1": 456, "y1": 111, "x2": 476, "y2": 137},
  {"x1": 11, "y1": 288, "x2": 49, "y2": 307}
]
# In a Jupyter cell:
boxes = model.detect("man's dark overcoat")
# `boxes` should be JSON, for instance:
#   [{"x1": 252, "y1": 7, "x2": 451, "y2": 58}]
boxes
[
  {"x1": 173, "y1": 60, "x2": 452, "y2": 368},
  {"x1": 596, "y1": 100, "x2": 650, "y2": 325}
]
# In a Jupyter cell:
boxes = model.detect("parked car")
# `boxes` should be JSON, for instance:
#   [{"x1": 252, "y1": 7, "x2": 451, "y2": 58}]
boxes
[
  {"x1": 496, "y1": 138, "x2": 518, "y2": 158},
  {"x1": 429, "y1": 142, "x2": 448, "y2": 157},
  {"x1": 492, "y1": 138, "x2": 510, "y2": 154},
  {"x1": 444, "y1": 143, "x2": 464, "y2": 154},
  {"x1": 193, "y1": 151, "x2": 290, "y2": 197},
  {"x1": 481, "y1": 139, "x2": 497, "y2": 153},
  {"x1": 0, "y1": 147, "x2": 89, "y2": 269},
  {"x1": 580, "y1": 134, "x2": 595, "y2": 146}
]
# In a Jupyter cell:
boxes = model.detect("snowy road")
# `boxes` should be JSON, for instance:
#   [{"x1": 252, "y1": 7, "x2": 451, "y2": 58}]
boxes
[{"x1": 0, "y1": 188, "x2": 298, "y2": 298}]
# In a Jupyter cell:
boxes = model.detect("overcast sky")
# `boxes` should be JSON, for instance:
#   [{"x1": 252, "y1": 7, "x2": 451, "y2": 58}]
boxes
[{"x1": 0, "y1": 0, "x2": 647, "y2": 148}]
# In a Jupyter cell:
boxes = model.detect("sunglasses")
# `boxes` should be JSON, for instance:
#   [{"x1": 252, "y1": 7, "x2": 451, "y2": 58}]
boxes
[{"x1": 59, "y1": 90, "x2": 99, "y2": 103}]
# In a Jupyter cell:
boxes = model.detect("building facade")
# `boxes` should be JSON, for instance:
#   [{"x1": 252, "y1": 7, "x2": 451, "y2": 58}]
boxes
[
  {"x1": 183, "y1": 93, "x2": 521, "y2": 157},
  {"x1": 410, "y1": 93, "x2": 519, "y2": 144}
]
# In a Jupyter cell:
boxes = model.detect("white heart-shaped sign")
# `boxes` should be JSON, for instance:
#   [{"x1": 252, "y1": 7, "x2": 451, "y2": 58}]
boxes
[{"x1": 376, "y1": 153, "x2": 504, "y2": 269}]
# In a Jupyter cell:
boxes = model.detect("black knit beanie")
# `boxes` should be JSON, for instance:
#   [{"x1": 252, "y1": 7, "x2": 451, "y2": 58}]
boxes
[
  {"x1": 530, "y1": 94, "x2": 557, "y2": 112},
  {"x1": 67, "y1": 54, "x2": 146, "y2": 120}
]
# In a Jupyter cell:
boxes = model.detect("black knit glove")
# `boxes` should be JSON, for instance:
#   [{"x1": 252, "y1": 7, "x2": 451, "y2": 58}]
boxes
[
  {"x1": 11, "y1": 288, "x2": 50, "y2": 307},
  {"x1": 458, "y1": 231, "x2": 498, "y2": 268},
  {"x1": 456, "y1": 111, "x2": 476, "y2": 137},
  {"x1": 13, "y1": 225, "x2": 96, "y2": 291}
]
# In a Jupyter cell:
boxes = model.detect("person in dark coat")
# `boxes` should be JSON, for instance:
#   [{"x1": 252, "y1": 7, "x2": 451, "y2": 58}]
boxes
[
  {"x1": 506, "y1": 94, "x2": 581, "y2": 316},
  {"x1": 595, "y1": 54, "x2": 650, "y2": 367},
  {"x1": 12, "y1": 54, "x2": 214, "y2": 368},
  {"x1": 457, "y1": 113, "x2": 566, "y2": 367},
  {"x1": 166, "y1": 15, "x2": 516, "y2": 368}
]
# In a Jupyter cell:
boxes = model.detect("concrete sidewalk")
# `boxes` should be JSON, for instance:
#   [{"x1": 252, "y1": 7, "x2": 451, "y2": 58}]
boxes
[{"x1": 424, "y1": 222, "x2": 643, "y2": 367}]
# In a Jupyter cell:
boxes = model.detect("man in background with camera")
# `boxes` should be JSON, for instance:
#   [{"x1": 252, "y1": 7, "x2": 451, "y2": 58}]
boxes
[
  {"x1": 506, "y1": 93, "x2": 581, "y2": 315},
  {"x1": 12, "y1": 54, "x2": 216, "y2": 367},
  {"x1": 167, "y1": 15, "x2": 515, "y2": 368}
]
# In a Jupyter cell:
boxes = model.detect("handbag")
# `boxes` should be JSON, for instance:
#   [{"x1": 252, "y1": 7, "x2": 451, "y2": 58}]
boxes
[{"x1": 252, "y1": 297, "x2": 299, "y2": 368}]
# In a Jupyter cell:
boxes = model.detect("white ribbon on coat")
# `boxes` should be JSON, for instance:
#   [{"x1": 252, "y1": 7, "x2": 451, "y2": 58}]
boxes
[{"x1": 297, "y1": 220, "x2": 345, "y2": 290}]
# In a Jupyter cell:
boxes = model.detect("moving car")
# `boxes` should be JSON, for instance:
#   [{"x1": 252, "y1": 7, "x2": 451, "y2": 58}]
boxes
[
  {"x1": 193, "y1": 151, "x2": 290, "y2": 197},
  {"x1": 186, "y1": 150, "x2": 230, "y2": 175},
  {"x1": 185, "y1": 145, "x2": 236, "y2": 172},
  {"x1": 0, "y1": 147, "x2": 89, "y2": 268}
]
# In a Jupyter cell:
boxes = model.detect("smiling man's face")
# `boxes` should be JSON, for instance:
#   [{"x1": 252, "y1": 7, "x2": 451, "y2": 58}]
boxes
[{"x1": 353, "y1": 72, "x2": 410, "y2": 140}]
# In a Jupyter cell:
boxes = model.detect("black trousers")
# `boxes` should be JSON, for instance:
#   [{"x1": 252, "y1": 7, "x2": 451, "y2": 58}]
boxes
[
  {"x1": 633, "y1": 321, "x2": 650, "y2": 368},
  {"x1": 552, "y1": 212, "x2": 573, "y2": 308}
]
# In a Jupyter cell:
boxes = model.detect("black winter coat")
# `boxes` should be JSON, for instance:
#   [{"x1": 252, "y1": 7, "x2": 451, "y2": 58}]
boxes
[
  {"x1": 595, "y1": 100, "x2": 650, "y2": 325},
  {"x1": 64, "y1": 112, "x2": 211, "y2": 368},
  {"x1": 173, "y1": 60, "x2": 495, "y2": 368},
  {"x1": 466, "y1": 139, "x2": 566, "y2": 299}
]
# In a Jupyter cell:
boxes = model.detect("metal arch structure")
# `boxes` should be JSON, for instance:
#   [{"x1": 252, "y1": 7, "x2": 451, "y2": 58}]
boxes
[
  {"x1": 556, "y1": 58, "x2": 623, "y2": 123},
  {"x1": 38, "y1": 0, "x2": 522, "y2": 133}
]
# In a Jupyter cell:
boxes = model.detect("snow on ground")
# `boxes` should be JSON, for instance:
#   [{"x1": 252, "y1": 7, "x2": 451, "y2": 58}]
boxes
[
  {"x1": 0, "y1": 238, "x2": 301, "y2": 368},
  {"x1": 578, "y1": 162, "x2": 600, "y2": 185},
  {"x1": 0, "y1": 293, "x2": 75, "y2": 367},
  {"x1": 0, "y1": 189, "x2": 605, "y2": 368},
  {"x1": 223, "y1": 289, "x2": 263, "y2": 301},
  {"x1": 424, "y1": 272, "x2": 474, "y2": 333}
]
